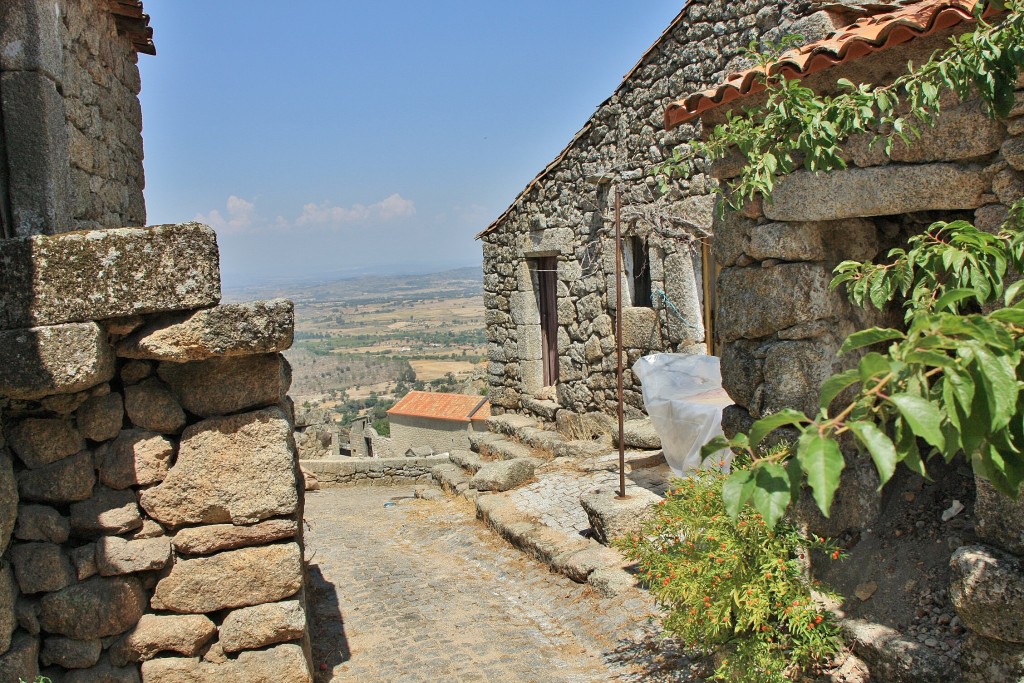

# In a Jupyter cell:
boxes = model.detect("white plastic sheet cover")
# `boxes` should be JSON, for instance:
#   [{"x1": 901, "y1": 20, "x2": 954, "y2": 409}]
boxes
[{"x1": 632, "y1": 353, "x2": 734, "y2": 476}]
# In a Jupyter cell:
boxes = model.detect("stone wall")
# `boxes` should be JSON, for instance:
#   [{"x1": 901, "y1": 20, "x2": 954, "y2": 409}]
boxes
[
  {"x1": 480, "y1": 0, "x2": 832, "y2": 419},
  {"x1": 0, "y1": 0, "x2": 146, "y2": 238},
  {"x1": 300, "y1": 455, "x2": 451, "y2": 488},
  {"x1": 389, "y1": 415, "x2": 482, "y2": 455},
  {"x1": 0, "y1": 224, "x2": 313, "y2": 681},
  {"x1": 702, "y1": 32, "x2": 1024, "y2": 681}
]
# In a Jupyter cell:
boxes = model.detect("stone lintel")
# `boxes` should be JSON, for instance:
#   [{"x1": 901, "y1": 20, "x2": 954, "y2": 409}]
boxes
[{"x1": 0, "y1": 223, "x2": 221, "y2": 330}]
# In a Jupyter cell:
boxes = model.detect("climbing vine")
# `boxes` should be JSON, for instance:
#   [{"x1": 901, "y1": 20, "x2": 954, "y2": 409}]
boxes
[{"x1": 655, "y1": 0, "x2": 1024, "y2": 527}]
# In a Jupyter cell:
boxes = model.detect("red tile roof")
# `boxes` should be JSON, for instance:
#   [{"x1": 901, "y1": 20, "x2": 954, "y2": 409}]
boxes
[
  {"x1": 664, "y1": 0, "x2": 986, "y2": 129},
  {"x1": 387, "y1": 391, "x2": 491, "y2": 423}
]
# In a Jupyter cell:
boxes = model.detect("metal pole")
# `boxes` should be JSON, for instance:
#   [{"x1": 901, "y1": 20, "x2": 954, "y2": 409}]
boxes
[{"x1": 615, "y1": 190, "x2": 626, "y2": 500}]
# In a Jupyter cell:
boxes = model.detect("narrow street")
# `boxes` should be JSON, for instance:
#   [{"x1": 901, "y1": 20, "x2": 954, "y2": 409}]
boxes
[{"x1": 303, "y1": 487, "x2": 693, "y2": 683}]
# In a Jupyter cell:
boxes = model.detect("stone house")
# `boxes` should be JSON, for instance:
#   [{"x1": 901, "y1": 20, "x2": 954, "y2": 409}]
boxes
[
  {"x1": 387, "y1": 391, "x2": 491, "y2": 455},
  {"x1": 0, "y1": 2, "x2": 313, "y2": 680},
  {"x1": 0, "y1": 0, "x2": 151, "y2": 237},
  {"x1": 478, "y1": 0, "x2": 850, "y2": 423},
  {"x1": 663, "y1": 0, "x2": 1024, "y2": 679}
]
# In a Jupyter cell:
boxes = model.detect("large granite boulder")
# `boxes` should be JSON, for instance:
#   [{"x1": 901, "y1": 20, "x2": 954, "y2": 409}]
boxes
[
  {"x1": 157, "y1": 354, "x2": 292, "y2": 417},
  {"x1": 38, "y1": 576, "x2": 147, "y2": 639}
]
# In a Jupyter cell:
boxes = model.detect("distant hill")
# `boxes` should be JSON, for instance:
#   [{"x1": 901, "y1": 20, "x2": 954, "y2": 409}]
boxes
[{"x1": 223, "y1": 265, "x2": 482, "y2": 305}]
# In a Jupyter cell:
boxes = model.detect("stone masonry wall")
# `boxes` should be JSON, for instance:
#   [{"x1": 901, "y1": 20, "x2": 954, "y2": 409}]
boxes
[
  {"x1": 0, "y1": 224, "x2": 313, "y2": 681},
  {"x1": 481, "y1": 0, "x2": 833, "y2": 420},
  {"x1": 389, "y1": 416, "x2": 482, "y2": 455},
  {"x1": 300, "y1": 455, "x2": 451, "y2": 488},
  {"x1": 0, "y1": 0, "x2": 146, "y2": 238},
  {"x1": 703, "y1": 34, "x2": 1024, "y2": 681},
  {"x1": 60, "y1": 0, "x2": 147, "y2": 231}
]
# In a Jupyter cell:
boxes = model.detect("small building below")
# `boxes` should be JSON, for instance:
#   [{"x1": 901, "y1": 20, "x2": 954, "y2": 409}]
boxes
[{"x1": 387, "y1": 391, "x2": 491, "y2": 455}]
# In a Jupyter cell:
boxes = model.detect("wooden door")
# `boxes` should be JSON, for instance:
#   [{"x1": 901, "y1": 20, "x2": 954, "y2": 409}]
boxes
[{"x1": 535, "y1": 257, "x2": 559, "y2": 386}]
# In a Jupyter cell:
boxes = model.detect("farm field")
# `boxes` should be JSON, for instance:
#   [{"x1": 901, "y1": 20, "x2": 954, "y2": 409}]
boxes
[{"x1": 225, "y1": 267, "x2": 487, "y2": 427}]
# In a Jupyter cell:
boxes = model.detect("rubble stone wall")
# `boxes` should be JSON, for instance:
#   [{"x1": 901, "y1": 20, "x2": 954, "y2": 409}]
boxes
[
  {"x1": 481, "y1": 0, "x2": 828, "y2": 419},
  {"x1": 0, "y1": 224, "x2": 313, "y2": 681},
  {"x1": 705, "y1": 37, "x2": 1024, "y2": 682},
  {"x1": 0, "y1": 0, "x2": 146, "y2": 238},
  {"x1": 300, "y1": 455, "x2": 451, "y2": 488}
]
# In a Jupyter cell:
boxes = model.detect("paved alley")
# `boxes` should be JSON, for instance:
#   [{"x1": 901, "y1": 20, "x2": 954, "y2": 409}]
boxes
[{"x1": 303, "y1": 486, "x2": 695, "y2": 683}]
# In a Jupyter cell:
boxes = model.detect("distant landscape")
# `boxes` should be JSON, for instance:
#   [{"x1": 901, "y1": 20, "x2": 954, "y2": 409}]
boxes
[{"x1": 225, "y1": 266, "x2": 487, "y2": 430}]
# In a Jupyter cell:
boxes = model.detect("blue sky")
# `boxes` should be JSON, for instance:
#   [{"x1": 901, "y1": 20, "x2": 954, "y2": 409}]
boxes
[{"x1": 138, "y1": 1, "x2": 682, "y2": 289}]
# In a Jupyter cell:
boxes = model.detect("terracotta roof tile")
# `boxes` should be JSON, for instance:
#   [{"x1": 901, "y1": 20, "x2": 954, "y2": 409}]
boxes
[
  {"x1": 664, "y1": 0, "x2": 986, "y2": 129},
  {"x1": 387, "y1": 391, "x2": 491, "y2": 423}
]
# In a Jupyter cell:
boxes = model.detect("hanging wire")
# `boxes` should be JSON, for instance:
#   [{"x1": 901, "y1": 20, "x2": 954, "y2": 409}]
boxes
[{"x1": 653, "y1": 289, "x2": 699, "y2": 330}]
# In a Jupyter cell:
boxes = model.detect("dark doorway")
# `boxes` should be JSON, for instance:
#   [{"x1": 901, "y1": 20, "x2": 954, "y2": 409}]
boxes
[
  {"x1": 628, "y1": 236, "x2": 652, "y2": 307},
  {"x1": 531, "y1": 257, "x2": 559, "y2": 386}
]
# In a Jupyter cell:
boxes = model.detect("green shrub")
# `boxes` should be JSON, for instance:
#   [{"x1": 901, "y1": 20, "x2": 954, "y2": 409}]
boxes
[{"x1": 615, "y1": 466, "x2": 845, "y2": 683}]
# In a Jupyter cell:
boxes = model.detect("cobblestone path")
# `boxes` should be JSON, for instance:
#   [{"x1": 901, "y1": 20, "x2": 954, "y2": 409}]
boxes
[{"x1": 304, "y1": 486, "x2": 694, "y2": 683}]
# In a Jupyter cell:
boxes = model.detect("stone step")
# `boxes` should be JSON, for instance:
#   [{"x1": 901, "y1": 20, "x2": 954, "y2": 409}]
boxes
[
  {"x1": 516, "y1": 427, "x2": 566, "y2": 453},
  {"x1": 522, "y1": 398, "x2": 559, "y2": 421},
  {"x1": 484, "y1": 413, "x2": 537, "y2": 437},
  {"x1": 468, "y1": 431, "x2": 502, "y2": 453},
  {"x1": 470, "y1": 458, "x2": 536, "y2": 492},
  {"x1": 450, "y1": 449, "x2": 483, "y2": 473},
  {"x1": 431, "y1": 463, "x2": 471, "y2": 494},
  {"x1": 480, "y1": 438, "x2": 535, "y2": 462},
  {"x1": 611, "y1": 418, "x2": 662, "y2": 450},
  {"x1": 553, "y1": 439, "x2": 612, "y2": 460}
]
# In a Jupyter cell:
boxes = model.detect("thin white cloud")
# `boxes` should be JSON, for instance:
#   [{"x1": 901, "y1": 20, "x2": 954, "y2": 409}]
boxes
[
  {"x1": 296, "y1": 193, "x2": 415, "y2": 228},
  {"x1": 197, "y1": 193, "x2": 416, "y2": 235},
  {"x1": 194, "y1": 195, "x2": 256, "y2": 235}
]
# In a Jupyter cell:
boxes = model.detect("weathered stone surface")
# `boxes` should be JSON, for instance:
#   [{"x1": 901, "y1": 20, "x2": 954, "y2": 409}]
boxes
[
  {"x1": 581, "y1": 486, "x2": 662, "y2": 545},
  {"x1": 10, "y1": 542, "x2": 75, "y2": 594},
  {"x1": 40, "y1": 635, "x2": 101, "y2": 669},
  {"x1": 70, "y1": 543, "x2": 98, "y2": 581},
  {"x1": 151, "y1": 543, "x2": 303, "y2": 613},
  {"x1": 40, "y1": 385, "x2": 105, "y2": 415},
  {"x1": 960, "y1": 633, "x2": 1024, "y2": 683},
  {"x1": 620, "y1": 306, "x2": 662, "y2": 350},
  {"x1": 765, "y1": 164, "x2": 990, "y2": 222},
  {"x1": 100, "y1": 429, "x2": 174, "y2": 489},
  {"x1": 140, "y1": 407, "x2": 299, "y2": 527},
  {"x1": 157, "y1": 353, "x2": 292, "y2": 418},
  {"x1": 847, "y1": 100, "x2": 1005, "y2": 167},
  {"x1": 0, "y1": 451, "x2": 15, "y2": 551},
  {"x1": 117, "y1": 299, "x2": 294, "y2": 362},
  {"x1": 97, "y1": 535, "x2": 171, "y2": 576},
  {"x1": 69, "y1": 487, "x2": 143, "y2": 537},
  {"x1": 128, "y1": 519, "x2": 166, "y2": 540},
  {"x1": 17, "y1": 450, "x2": 95, "y2": 503},
  {"x1": 842, "y1": 619, "x2": 951, "y2": 683},
  {"x1": 77, "y1": 393, "x2": 125, "y2": 442},
  {"x1": 757, "y1": 340, "x2": 838, "y2": 418},
  {"x1": 108, "y1": 613, "x2": 216, "y2": 665},
  {"x1": 6, "y1": 417, "x2": 83, "y2": 468},
  {"x1": 717, "y1": 263, "x2": 841, "y2": 342},
  {"x1": 14, "y1": 596, "x2": 36, "y2": 636},
  {"x1": 1002, "y1": 136, "x2": 1024, "y2": 172},
  {"x1": 0, "y1": 564, "x2": 15, "y2": 654},
  {"x1": 140, "y1": 642, "x2": 312, "y2": 682},
  {"x1": 64, "y1": 653, "x2": 141, "y2": 683},
  {"x1": 39, "y1": 576, "x2": 146, "y2": 639},
  {"x1": 172, "y1": 519, "x2": 298, "y2": 556},
  {"x1": 120, "y1": 360, "x2": 152, "y2": 385},
  {"x1": 220, "y1": 599, "x2": 306, "y2": 653},
  {"x1": 746, "y1": 221, "x2": 827, "y2": 262},
  {"x1": 613, "y1": 419, "x2": 661, "y2": 450},
  {"x1": 0, "y1": 223, "x2": 221, "y2": 330},
  {"x1": 14, "y1": 504, "x2": 70, "y2": 543},
  {"x1": 951, "y1": 544, "x2": 1024, "y2": 643},
  {"x1": 974, "y1": 477, "x2": 1024, "y2": 556},
  {"x1": 470, "y1": 458, "x2": 535, "y2": 492},
  {"x1": 0, "y1": 631, "x2": 38, "y2": 681},
  {"x1": 124, "y1": 378, "x2": 186, "y2": 434},
  {"x1": 0, "y1": 322, "x2": 116, "y2": 400}
]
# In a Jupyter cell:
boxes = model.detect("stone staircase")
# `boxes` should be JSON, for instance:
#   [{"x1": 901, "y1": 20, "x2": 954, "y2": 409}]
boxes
[{"x1": 424, "y1": 408, "x2": 673, "y2": 595}]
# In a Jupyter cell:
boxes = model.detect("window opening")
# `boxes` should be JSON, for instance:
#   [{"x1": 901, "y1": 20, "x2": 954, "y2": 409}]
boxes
[{"x1": 625, "y1": 236, "x2": 652, "y2": 307}]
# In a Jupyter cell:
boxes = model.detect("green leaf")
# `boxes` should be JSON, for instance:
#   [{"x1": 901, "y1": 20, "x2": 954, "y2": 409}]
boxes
[
  {"x1": 847, "y1": 421, "x2": 898, "y2": 487},
  {"x1": 933, "y1": 287, "x2": 979, "y2": 313},
  {"x1": 701, "y1": 435, "x2": 732, "y2": 461},
  {"x1": 889, "y1": 393, "x2": 946, "y2": 452},
  {"x1": 819, "y1": 369, "x2": 861, "y2": 411},
  {"x1": 840, "y1": 328, "x2": 905, "y2": 355},
  {"x1": 722, "y1": 469, "x2": 756, "y2": 519},
  {"x1": 1004, "y1": 279, "x2": 1024, "y2": 306},
  {"x1": 858, "y1": 352, "x2": 892, "y2": 383},
  {"x1": 748, "y1": 409, "x2": 808, "y2": 448},
  {"x1": 751, "y1": 463, "x2": 792, "y2": 529},
  {"x1": 796, "y1": 432, "x2": 846, "y2": 517}
]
